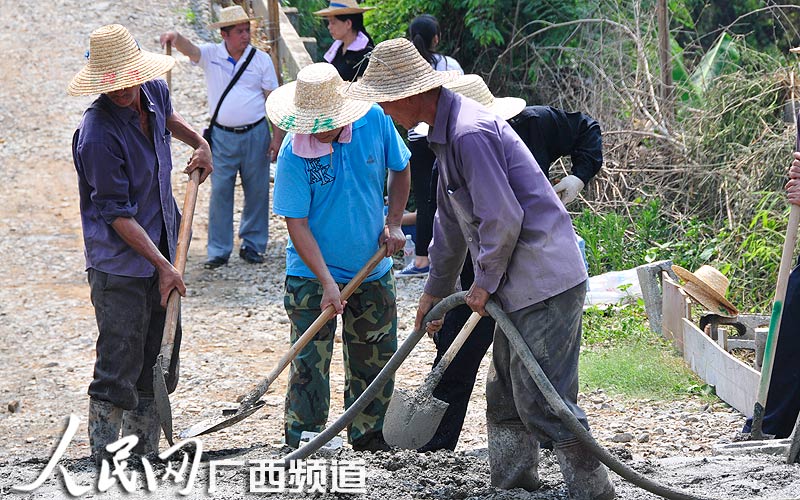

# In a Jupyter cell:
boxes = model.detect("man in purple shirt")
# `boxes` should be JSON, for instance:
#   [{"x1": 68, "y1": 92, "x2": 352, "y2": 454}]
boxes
[
  {"x1": 69, "y1": 25, "x2": 212, "y2": 466},
  {"x1": 345, "y1": 38, "x2": 614, "y2": 500}
]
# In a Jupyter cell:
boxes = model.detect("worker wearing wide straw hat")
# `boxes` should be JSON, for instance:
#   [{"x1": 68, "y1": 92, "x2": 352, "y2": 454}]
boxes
[
  {"x1": 160, "y1": 5, "x2": 281, "y2": 269},
  {"x1": 415, "y1": 73, "x2": 604, "y2": 455},
  {"x1": 344, "y1": 38, "x2": 614, "y2": 498},
  {"x1": 267, "y1": 63, "x2": 411, "y2": 451},
  {"x1": 313, "y1": 0, "x2": 376, "y2": 81},
  {"x1": 70, "y1": 24, "x2": 212, "y2": 467}
]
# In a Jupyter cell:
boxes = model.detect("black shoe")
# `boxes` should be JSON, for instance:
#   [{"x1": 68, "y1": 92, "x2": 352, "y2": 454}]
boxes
[
  {"x1": 239, "y1": 247, "x2": 264, "y2": 264},
  {"x1": 352, "y1": 432, "x2": 391, "y2": 452},
  {"x1": 204, "y1": 257, "x2": 228, "y2": 269}
]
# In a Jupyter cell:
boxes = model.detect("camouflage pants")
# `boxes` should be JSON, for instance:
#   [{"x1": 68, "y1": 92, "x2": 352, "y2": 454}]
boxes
[{"x1": 283, "y1": 270, "x2": 397, "y2": 448}]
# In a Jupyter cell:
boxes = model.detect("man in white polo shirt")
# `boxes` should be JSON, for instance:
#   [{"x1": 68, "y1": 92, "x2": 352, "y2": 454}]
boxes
[{"x1": 161, "y1": 5, "x2": 281, "y2": 268}]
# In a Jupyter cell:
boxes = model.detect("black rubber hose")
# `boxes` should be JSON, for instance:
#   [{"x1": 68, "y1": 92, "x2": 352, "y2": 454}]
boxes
[
  {"x1": 282, "y1": 292, "x2": 467, "y2": 465},
  {"x1": 284, "y1": 293, "x2": 715, "y2": 500},
  {"x1": 484, "y1": 300, "x2": 715, "y2": 500}
]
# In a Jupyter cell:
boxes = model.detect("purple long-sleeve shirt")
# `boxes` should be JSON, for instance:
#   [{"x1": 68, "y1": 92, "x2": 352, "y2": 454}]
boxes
[
  {"x1": 72, "y1": 79, "x2": 179, "y2": 277},
  {"x1": 424, "y1": 89, "x2": 587, "y2": 312}
]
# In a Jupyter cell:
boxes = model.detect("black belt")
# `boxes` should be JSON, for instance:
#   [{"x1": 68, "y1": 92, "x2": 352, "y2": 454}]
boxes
[{"x1": 214, "y1": 117, "x2": 265, "y2": 134}]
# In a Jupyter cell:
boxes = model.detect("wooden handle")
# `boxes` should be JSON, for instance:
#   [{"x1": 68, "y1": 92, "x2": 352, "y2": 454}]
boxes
[
  {"x1": 165, "y1": 41, "x2": 172, "y2": 92},
  {"x1": 158, "y1": 169, "x2": 201, "y2": 369},
  {"x1": 420, "y1": 311, "x2": 482, "y2": 395},
  {"x1": 238, "y1": 245, "x2": 388, "y2": 410}
]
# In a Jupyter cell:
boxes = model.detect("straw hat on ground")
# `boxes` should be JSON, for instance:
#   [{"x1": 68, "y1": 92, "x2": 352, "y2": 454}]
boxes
[
  {"x1": 415, "y1": 74, "x2": 527, "y2": 136},
  {"x1": 314, "y1": 0, "x2": 374, "y2": 16},
  {"x1": 672, "y1": 264, "x2": 739, "y2": 317},
  {"x1": 341, "y1": 38, "x2": 460, "y2": 102},
  {"x1": 266, "y1": 63, "x2": 373, "y2": 134},
  {"x1": 68, "y1": 24, "x2": 175, "y2": 96},
  {"x1": 209, "y1": 5, "x2": 262, "y2": 29}
]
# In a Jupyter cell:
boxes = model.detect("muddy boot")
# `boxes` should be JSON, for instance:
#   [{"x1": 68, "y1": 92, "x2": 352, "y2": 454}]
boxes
[
  {"x1": 555, "y1": 438, "x2": 615, "y2": 500},
  {"x1": 121, "y1": 395, "x2": 161, "y2": 455},
  {"x1": 88, "y1": 398, "x2": 123, "y2": 468},
  {"x1": 487, "y1": 424, "x2": 542, "y2": 491}
]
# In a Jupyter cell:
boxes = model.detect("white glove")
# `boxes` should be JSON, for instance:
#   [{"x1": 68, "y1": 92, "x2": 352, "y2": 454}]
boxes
[{"x1": 553, "y1": 175, "x2": 585, "y2": 205}]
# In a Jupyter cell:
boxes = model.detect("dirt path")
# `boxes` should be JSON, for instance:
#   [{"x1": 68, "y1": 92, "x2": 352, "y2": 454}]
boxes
[{"x1": 1, "y1": 0, "x2": 800, "y2": 498}]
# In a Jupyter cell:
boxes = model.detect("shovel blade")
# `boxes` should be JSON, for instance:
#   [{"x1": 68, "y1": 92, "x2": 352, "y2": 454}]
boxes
[
  {"x1": 152, "y1": 355, "x2": 174, "y2": 446},
  {"x1": 382, "y1": 388, "x2": 448, "y2": 450},
  {"x1": 179, "y1": 400, "x2": 267, "y2": 439}
]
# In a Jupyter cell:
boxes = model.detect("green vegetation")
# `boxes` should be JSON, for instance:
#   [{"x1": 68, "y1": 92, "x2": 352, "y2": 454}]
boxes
[{"x1": 580, "y1": 301, "x2": 714, "y2": 400}]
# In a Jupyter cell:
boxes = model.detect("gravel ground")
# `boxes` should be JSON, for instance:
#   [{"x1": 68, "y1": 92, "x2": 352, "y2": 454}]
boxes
[{"x1": 1, "y1": 0, "x2": 799, "y2": 498}]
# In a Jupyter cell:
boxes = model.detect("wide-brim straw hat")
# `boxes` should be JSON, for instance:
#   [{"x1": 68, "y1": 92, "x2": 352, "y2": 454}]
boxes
[
  {"x1": 791, "y1": 46, "x2": 800, "y2": 54},
  {"x1": 672, "y1": 264, "x2": 739, "y2": 317},
  {"x1": 68, "y1": 24, "x2": 175, "y2": 96},
  {"x1": 209, "y1": 5, "x2": 262, "y2": 29},
  {"x1": 266, "y1": 63, "x2": 373, "y2": 134},
  {"x1": 414, "y1": 74, "x2": 527, "y2": 136},
  {"x1": 314, "y1": 0, "x2": 374, "y2": 16},
  {"x1": 342, "y1": 38, "x2": 461, "y2": 102}
]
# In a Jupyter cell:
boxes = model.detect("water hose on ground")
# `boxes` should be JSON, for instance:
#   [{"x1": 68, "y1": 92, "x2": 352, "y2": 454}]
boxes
[{"x1": 284, "y1": 292, "x2": 714, "y2": 500}]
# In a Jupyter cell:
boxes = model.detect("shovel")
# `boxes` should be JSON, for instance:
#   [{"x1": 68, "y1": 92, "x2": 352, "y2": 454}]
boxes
[
  {"x1": 153, "y1": 168, "x2": 201, "y2": 446},
  {"x1": 179, "y1": 244, "x2": 388, "y2": 439},
  {"x1": 383, "y1": 310, "x2": 482, "y2": 449},
  {"x1": 750, "y1": 115, "x2": 800, "y2": 440}
]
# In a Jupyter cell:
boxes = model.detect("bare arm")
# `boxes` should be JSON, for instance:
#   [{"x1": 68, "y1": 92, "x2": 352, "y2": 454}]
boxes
[
  {"x1": 285, "y1": 217, "x2": 345, "y2": 315},
  {"x1": 166, "y1": 110, "x2": 213, "y2": 183},
  {"x1": 159, "y1": 31, "x2": 201, "y2": 64},
  {"x1": 111, "y1": 217, "x2": 185, "y2": 308},
  {"x1": 381, "y1": 164, "x2": 411, "y2": 256},
  {"x1": 268, "y1": 120, "x2": 286, "y2": 163}
]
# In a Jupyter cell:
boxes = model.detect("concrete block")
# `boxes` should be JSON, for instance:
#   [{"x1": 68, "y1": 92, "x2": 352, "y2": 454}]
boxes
[
  {"x1": 636, "y1": 260, "x2": 677, "y2": 334},
  {"x1": 713, "y1": 438, "x2": 791, "y2": 457}
]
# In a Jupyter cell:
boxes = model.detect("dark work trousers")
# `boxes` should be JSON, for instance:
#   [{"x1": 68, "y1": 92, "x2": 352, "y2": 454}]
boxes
[
  {"x1": 419, "y1": 252, "x2": 496, "y2": 452},
  {"x1": 486, "y1": 281, "x2": 589, "y2": 443},
  {"x1": 743, "y1": 261, "x2": 800, "y2": 438},
  {"x1": 87, "y1": 268, "x2": 181, "y2": 410},
  {"x1": 409, "y1": 138, "x2": 437, "y2": 257}
]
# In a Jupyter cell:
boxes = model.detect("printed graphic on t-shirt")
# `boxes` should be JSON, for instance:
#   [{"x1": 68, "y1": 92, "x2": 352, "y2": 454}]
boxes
[{"x1": 305, "y1": 157, "x2": 334, "y2": 186}]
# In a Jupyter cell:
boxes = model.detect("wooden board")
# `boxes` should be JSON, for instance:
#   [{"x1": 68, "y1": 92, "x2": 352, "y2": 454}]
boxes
[
  {"x1": 661, "y1": 274, "x2": 689, "y2": 354},
  {"x1": 681, "y1": 318, "x2": 759, "y2": 417}
]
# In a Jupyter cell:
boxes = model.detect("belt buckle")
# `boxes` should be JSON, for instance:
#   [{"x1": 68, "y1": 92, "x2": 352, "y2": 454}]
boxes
[{"x1": 233, "y1": 125, "x2": 247, "y2": 132}]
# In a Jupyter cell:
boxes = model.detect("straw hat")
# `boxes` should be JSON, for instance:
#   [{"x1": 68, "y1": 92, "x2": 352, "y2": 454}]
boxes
[
  {"x1": 672, "y1": 264, "x2": 739, "y2": 317},
  {"x1": 791, "y1": 46, "x2": 800, "y2": 54},
  {"x1": 342, "y1": 38, "x2": 461, "y2": 102},
  {"x1": 314, "y1": 0, "x2": 375, "y2": 16},
  {"x1": 68, "y1": 24, "x2": 175, "y2": 97},
  {"x1": 414, "y1": 74, "x2": 527, "y2": 136},
  {"x1": 266, "y1": 63, "x2": 373, "y2": 134},
  {"x1": 209, "y1": 5, "x2": 262, "y2": 29}
]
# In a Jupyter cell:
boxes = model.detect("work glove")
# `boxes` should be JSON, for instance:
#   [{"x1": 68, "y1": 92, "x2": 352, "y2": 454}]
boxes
[{"x1": 553, "y1": 175, "x2": 585, "y2": 205}]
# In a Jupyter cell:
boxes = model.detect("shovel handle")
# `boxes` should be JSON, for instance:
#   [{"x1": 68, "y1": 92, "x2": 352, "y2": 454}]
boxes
[
  {"x1": 165, "y1": 41, "x2": 172, "y2": 92},
  {"x1": 158, "y1": 168, "x2": 201, "y2": 371},
  {"x1": 238, "y1": 244, "x2": 388, "y2": 410},
  {"x1": 420, "y1": 311, "x2": 482, "y2": 395}
]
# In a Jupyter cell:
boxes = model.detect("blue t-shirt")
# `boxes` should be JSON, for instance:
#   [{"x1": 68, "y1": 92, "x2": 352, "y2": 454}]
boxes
[{"x1": 273, "y1": 105, "x2": 411, "y2": 283}]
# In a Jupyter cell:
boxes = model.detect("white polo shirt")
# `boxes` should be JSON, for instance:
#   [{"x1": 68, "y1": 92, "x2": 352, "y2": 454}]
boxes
[{"x1": 196, "y1": 42, "x2": 279, "y2": 128}]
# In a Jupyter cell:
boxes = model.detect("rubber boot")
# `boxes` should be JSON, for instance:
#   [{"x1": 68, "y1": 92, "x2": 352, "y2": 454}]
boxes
[
  {"x1": 555, "y1": 438, "x2": 616, "y2": 500},
  {"x1": 88, "y1": 398, "x2": 123, "y2": 468},
  {"x1": 487, "y1": 424, "x2": 542, "y2": 491},
  {"x1": 121, "y1": 396, "x2": 161, "y2": 455}
]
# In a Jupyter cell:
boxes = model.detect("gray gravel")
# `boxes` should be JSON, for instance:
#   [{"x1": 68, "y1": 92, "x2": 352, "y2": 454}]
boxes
[{"x1": 1, "y1": 0, "x2": 800, "y2": 498}]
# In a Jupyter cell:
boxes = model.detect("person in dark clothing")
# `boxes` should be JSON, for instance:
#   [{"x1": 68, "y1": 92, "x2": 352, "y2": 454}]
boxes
[
  {"x1": 69, "y1": 24, "x2": 212, "y2": 466},
  {"x1": 741, "y1": 150, "x2": 800, "y2": 439},
  {"x1": 418, "y1": 75, "x2": 603, "y2": 453},
  {"x1": 396, "y1": 14, "x2": 463, "y2": 278},
  {"x1": 314, "y1": 0, "x2": 375, "y2": 82}
]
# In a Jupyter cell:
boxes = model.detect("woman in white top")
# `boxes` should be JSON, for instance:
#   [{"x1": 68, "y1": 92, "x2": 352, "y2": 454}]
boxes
[{"x1": 396, "y1": 14, "x2": 463, "y2": 278}]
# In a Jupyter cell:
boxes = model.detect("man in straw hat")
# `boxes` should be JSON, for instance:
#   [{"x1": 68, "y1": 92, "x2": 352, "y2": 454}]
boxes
[
  {"x1": 267, "y1": 63, "x2": 410, "y2": 451},
  {"x1": 344, "y1": 38, "x2": 614, "y2": 499},
  {"x1": 161, "y1": 5, "x2": 280, "y2": 269},
  {"x1": 414, "y1": 74, "x2": 603, "y2": 453},
  {"x1": 69, "y1": 24, "x2": 212, "y2": 466}
]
